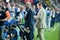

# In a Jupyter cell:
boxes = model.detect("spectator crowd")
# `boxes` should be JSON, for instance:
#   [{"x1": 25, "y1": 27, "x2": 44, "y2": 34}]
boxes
[{"x1": 0, "y1": 0, "x2": 60, "y2": 40}]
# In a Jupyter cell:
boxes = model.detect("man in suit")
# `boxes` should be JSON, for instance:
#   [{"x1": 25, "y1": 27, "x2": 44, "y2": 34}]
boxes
[
  {"x1": 34, "y1": 3, "x2": 46, "y2": 40},
  {"x1": 25, "y1": 2, "x2": 34, "y2": 40}
]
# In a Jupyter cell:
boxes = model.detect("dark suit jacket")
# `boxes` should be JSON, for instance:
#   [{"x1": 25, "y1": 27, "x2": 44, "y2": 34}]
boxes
[{"x1": 25, "y1": 8, "x2": 34, "y2": 29}]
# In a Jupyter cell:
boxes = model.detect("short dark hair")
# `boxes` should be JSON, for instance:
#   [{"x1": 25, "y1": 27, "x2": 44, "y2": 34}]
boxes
[
  {"x1": 37, "y1": 3, "x2": 42, "y2": 6},
  {"x1": 11, "y1": 25, "x2": 16, "y2": 28}
]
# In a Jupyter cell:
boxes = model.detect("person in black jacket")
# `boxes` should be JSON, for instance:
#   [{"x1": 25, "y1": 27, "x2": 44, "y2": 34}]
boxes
[
  {"x1": 0, "y1": 6, "x2": 7, "y2": 40},
  {"x1": 25, "y1": 2, "x2": 34, "y2": 40}
]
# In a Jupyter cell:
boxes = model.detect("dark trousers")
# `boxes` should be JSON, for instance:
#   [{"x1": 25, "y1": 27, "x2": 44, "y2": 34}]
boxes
[
  {"x1": 20, "y1": 29, "x2": 25, "y2": 40},
  {"x1": 25, "y1": 28, "x2": 34, "y2": 40},
  {"x1": 51, "y1": 17, "x2": 55, "y2": 27}
]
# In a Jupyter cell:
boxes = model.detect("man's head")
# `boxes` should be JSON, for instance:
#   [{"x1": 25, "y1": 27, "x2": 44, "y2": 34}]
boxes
[
  {"x1": 37, "y1": 3, "x2": 42, "y2": 9},
  {"x1": 32, "y1": 5, "x2": 36, "y2": 10},
  {"x1": 25, "y1": 2, "x2": 31, "y2": 9},
  {"x1": 11, "y1": 25, "x2": 16, "y2": 29},
  {"x1": 20, "y1": 5, "x2": 24, "y2": 11}
]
